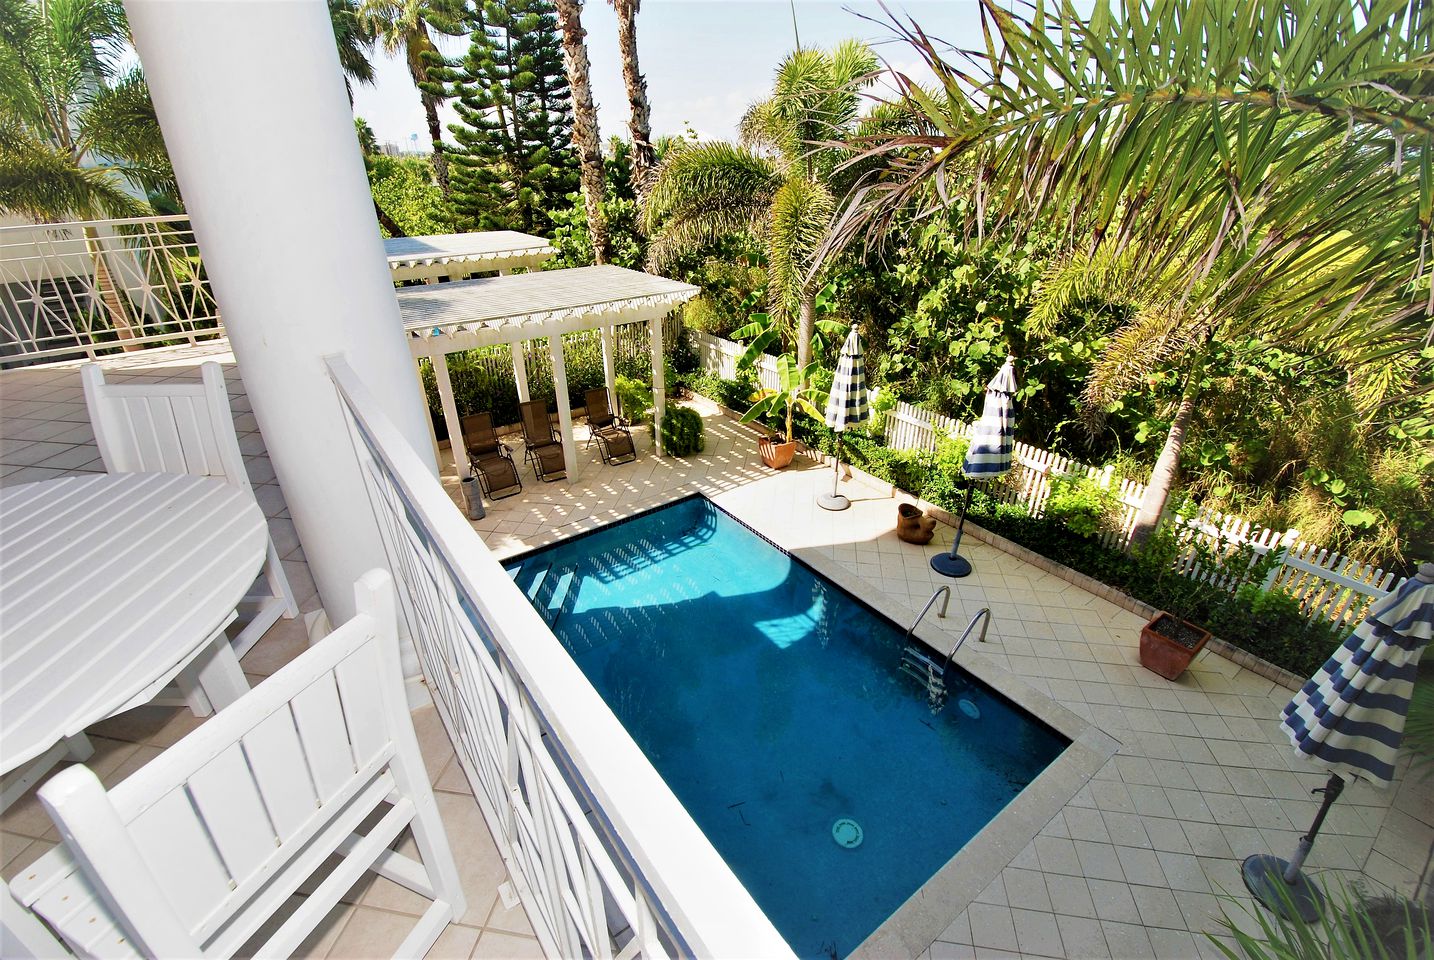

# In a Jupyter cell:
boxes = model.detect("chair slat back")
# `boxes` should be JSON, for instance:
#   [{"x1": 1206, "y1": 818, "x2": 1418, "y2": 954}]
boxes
[
  {"x1": 12, "y1": 572, "x2": 416, "y2": 958},
  {"x1": 519, "y1": 399, "x2": 553, "y2": 447},
  {"x1": 82, "y1": 362, "x2": 250, "y2": 491}
]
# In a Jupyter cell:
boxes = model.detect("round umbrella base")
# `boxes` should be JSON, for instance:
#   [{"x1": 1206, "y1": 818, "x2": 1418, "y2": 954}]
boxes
[
  {"x1": 931, "y1": 553, "x2": 973, "y2": 578},
  {"x1": 818, "y1": 493, "x2": 851, "y2": 512},
  {"x1": 1241, "y1": 854, "x2": 1325, "y2": 923}
]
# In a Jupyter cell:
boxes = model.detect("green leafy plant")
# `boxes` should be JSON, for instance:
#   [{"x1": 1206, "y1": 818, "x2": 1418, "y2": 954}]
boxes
[
  {"x1": 1212, "y1": 879, "x2": 1433, "y2": 960},
  {"x1": 660, "y1": 406, "x2": 705, "y2": 457},
  {"x1": 1044, "y1": 474, "x2": 1121, "y2": 539},
  {"x1": 739, "y1": 354, "x2": 824, "y2": 443},
  {"x1": 614, "y1": 375, "x2": 654, "y2": 425}
]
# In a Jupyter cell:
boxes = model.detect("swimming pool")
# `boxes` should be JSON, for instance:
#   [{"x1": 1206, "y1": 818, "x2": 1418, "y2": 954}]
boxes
[{"x1": 504, "y1": 496, "x2": 1069, "y2": 958}]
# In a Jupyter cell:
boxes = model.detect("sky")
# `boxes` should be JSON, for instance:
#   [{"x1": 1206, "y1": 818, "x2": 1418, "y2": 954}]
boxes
[{"x1": 351, "y1": 1, "x2": 989, "y2": 150}]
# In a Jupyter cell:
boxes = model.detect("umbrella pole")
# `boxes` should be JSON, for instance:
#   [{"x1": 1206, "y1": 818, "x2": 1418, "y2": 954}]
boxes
[
  {"x1": 817, "y1": 432, "x2": 850, "y2": 511},
  {"x1": 1241, "y1": 772, "x2": 1345, "y2": 923},
  {"x1": 931, "y1": 483, "x2": 974, "y2": 578}
]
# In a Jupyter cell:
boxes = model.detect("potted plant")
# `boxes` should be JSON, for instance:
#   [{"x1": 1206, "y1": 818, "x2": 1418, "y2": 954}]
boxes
[
  {"x1": 1133, "y1": 525, "x2": 1211, "y2": 680},
  {"x1": 739, "y1": 354, "x2": 824, "y2": 469}
]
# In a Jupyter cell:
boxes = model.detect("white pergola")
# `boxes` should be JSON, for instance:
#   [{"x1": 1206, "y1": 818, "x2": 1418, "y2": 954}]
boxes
[
  {"x1": 384, "y1": 231, "x2": 554, "y2": 283},
  {"x1": 396, "y1": 265, "x2": 699, "y2": 479}
]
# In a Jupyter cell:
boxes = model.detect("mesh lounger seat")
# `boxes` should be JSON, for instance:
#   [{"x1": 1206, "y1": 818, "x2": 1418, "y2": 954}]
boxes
[
  {"x1": 581, "y1": 388, "x2": 620, "y2": 448},
  {"x1": 519, "y1": 399, "x2": 566, "y2": 482},
  {"x1": 460, "y1": 413, "x2": 521, "y2": 499},
  {"x1": 594, "y1": 424, "x2": 636, "y2": 465}
]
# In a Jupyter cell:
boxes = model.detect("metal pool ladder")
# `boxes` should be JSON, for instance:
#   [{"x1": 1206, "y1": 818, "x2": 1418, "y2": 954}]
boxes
[{"x1": 899, "y1": 587, "x2": 952, "y2": 702}]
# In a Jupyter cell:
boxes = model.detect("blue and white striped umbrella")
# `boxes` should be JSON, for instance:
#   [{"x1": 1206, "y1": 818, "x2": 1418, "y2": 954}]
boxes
[
  {"x1": 1281, "y1": 564, "x2": 1434, "y2": 786},
  {"x1": 962, "y1": 356, "x2": 1017, "y2": 479},
  {"x1": 824, "y1": 325, "x2": 868, "y2": 432}
]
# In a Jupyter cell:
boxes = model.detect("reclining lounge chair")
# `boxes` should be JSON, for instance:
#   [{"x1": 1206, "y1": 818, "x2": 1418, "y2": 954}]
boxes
[
  {"x1": 461, "y1": 412, "x2": 522, "y2": 500},
  {"x1": 519, "y1": 399, "x2": 567, "y2": 482},
  {"x1": 582, "y1": 388, "x2": 637, "y2": 465}
]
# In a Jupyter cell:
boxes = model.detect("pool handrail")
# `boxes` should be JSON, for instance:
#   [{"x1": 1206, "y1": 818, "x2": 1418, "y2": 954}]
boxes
[{"x1": 943, "y1": 607, "x2": 993, "y2": 670}]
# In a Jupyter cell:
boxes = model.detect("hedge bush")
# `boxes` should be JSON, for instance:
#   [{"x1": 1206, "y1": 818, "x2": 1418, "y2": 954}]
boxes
[{"x1": 661, "y1": 406, "x2": 706, "y2": 456}]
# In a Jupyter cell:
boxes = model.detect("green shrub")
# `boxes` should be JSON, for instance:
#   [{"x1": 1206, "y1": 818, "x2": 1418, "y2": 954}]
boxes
[
  {"x1": 1044, "y1": 474, "x2": 1121, "y2": 538},
  {"x1": 1207, "y1": 584, "x2": 1343, "y2": 678},
  {"x1": 615, "y1": 375, "x2": 653, "y2": 425},
  {"x1": 661, "y1": 406, "x2": 706, "y2": 456},
  {"x1": 715, "y1": 370, "x2": 759, "y2": 411}
]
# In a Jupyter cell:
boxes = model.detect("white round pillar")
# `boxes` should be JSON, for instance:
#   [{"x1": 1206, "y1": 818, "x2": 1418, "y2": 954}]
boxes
[{"x1": 125, "y1": 0, "x2": 438, "y2": 700}]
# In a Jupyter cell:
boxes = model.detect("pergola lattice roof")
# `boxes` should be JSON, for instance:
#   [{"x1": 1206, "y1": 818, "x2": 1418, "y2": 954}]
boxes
[
  {"x1": 397, "y1": 265, "x2": 698, "y2": 357},
  {"x1": 384, "y1": 231, "x2": 553, "y2": 281}
]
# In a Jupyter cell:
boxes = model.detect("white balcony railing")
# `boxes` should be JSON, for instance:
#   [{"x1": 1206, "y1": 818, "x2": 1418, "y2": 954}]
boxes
[
  {"x1": 326, "y1": 356, "x2": 794, "y2": 960},
  {"x1": 0, "y1": 215, "x2": 223, "y2": 366}
]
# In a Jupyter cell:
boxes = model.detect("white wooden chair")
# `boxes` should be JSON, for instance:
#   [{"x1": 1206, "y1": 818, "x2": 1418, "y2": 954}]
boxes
[
  {"x1": 8, "y1": 570, "x2": 465, "y2": 959},
  {"x1": 81, "y1": 361, "x2": 298, "y2": 660}
]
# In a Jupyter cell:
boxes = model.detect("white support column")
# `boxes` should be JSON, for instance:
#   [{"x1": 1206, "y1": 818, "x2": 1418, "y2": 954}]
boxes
[
  {"x1": 650, "y1": 314, "x2": 666, "y2": 456},
  {"x1": 126, "y1": 0, "x2": 436, "y2": 704},
  {"x1": 432, "y1": 351, "x2": 468, "y2": 479},
  {"x1": 600, "y1": 324, "x2": 618, "y2": 410},
  {"x1": 548, "y1": 336, "x2": 578, "y2": 477},
  {"x1": 511, "y1": 341, "x2": 530, "y2": 403}
]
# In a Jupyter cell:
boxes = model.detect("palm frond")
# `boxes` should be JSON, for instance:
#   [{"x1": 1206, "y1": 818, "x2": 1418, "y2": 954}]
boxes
[
  {"x1": 78, "y1": 69, "x2": 174, "y2": 198},
  {"x1": 767, "y1": 177, "x2": 835, "y2": 325},
  {"x1": 0, "y1": 124, "x2": 144, "y2": 221},
  {"x1": 642, "y1": 142, "x2": 782, "y2": 269},
  {"x1": 835, "y1": 0, "x2": 1434, "y2": 362}
]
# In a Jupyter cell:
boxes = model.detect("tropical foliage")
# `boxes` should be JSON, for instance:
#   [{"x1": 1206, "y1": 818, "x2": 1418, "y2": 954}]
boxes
[{"x1": 835, "y1": 0, "x2": 1434, "y2": 546}]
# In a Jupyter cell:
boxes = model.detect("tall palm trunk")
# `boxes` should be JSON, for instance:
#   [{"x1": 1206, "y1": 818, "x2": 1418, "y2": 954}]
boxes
[
  {"x1": 1128, "y1": 354, "x2": 1206, "y2": 549},
  {"x1": 611, "y1": 0, "x2": 653, "y2": 198},
  {"x1": 796, "y1": 286, "x2": 814, "y2": 370},
  {"x1": 85, "y1": 227, "x2": 141, "y2": 351},
  {"x1": 419, "y1": 87, "x2": 450, "y2": 198},
  {"x1": 555, "y1": 0, "x2": 610, "y2": 264},
  {"x1": 373, "y1": 198, "x2": 406, "y2": 237}
]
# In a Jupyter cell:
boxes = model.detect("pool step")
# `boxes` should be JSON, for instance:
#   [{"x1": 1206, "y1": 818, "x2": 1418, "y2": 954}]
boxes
[{"x1": 899, "y1": 643, "x2": 947, "y2": 702}]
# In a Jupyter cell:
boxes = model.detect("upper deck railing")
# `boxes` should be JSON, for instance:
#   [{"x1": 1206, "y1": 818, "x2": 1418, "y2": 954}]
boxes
[
  {"x1": 326, "y1": 355, "x2": 794, "y2": 959},
  {"x1": 0, "y1": 215, "x2": 224, "y2": 366}
]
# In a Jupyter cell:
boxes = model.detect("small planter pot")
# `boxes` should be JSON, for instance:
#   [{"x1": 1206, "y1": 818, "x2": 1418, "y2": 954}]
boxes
[
  {"x1": 459, "y1": 476, "x2": 486, "y2": 521},
  {"x1": 1139, "y1": 612, "x2": 1211, "y2": 680},
  {"x1": 758, "y1": 436, "x2": 798, "y2": 469},
  {"x1": 896, "y1": 503, "x2": 936, "y2": 545}
]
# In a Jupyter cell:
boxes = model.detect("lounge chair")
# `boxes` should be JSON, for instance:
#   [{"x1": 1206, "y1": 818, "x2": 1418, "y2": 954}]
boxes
[
  {"x1": 594, "y1": 424, "x2": 636, "y2": 465},
  {"x1": 519, "y1": 399, "x2": 567, "y2": 482},
  {"x1": 582, "y1": 388, "x2": 621, "y2": 447},
  {"x1": 461, "y1": 413, "x2": 522, "y2": 500}
]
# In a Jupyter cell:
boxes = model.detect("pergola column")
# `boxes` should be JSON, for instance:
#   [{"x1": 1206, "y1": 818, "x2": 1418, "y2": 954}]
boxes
[
  {"x1": 126, "y1": 0, "x2": 435, "y2": 703},
  {"x1": 511, "y1": 343, "x2": 530, "y2": 403},
  {"x1": 600, "y1": 324, "x2": 617, "y2": 411},
  {"x1": 432, "y1": 352, "x2": 469, "y2": 479},
  {"x1": 649, "y1": 314, "x2": 665, "y2": 456},
  {"x1": 548, "y1": 336, "x2": 578, "y2": 476}
]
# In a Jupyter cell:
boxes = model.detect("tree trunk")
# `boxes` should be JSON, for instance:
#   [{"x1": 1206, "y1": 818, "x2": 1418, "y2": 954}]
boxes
[
  {"x1": 612, "y1": 0, "x2": 654, "y2": 199},
  {"x1": 796, "y1": 285, "x2": 815, "y2": 370},
  {"x1": 1128, "y1": 362, "x2": 1204, "y2": 550},
  {"x1": 555, "y1": 0, "x2": 610, "y2": 265},
  {"x1": 373, "y1": 198, "x2": 406, "y2": 237},
  {"x1": 420, "y1": 89, "x2": 451, "y2": 198},
  {"x1": 85, "y1": 226, "x2": 141, "y2": 351}
]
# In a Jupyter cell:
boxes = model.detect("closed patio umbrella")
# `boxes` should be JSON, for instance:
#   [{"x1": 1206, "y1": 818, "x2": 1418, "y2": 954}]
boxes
[
  {"x1": 932, "y1": 356, "x2": 1017, "y2": 578},
  {"x1": 1243, "y1": 562, "x2": 1434, "y2": 921},
  {"x1": 819, "y1": 324, "x2": 869, "y2": 512}
]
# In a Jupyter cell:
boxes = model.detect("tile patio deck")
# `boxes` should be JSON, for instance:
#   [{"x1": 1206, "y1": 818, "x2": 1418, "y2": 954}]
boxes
[{"x1": 2, "y1": 340, "x2": 1430, "y2": 959}]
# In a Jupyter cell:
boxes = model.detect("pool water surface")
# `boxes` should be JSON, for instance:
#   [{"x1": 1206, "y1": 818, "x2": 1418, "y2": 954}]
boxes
[{"x1": 504, "y1": 496, "x2": 1068, "y2": 958}]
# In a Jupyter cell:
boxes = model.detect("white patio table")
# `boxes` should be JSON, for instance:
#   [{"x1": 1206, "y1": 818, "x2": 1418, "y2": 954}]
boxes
[{"x1": 0, "y1": 472, "x2": 267, "y2": 781}]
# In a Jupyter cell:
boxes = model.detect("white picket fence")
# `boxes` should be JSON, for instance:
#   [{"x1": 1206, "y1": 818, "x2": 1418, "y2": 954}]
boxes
[{"x1": 693, "y1": 331, "x2": 1403, "y2": 629}]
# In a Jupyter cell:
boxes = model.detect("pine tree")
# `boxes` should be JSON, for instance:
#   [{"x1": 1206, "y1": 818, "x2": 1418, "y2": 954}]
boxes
[{"x1": 430, "y1": 0, "x2": 578, "y2": 233}]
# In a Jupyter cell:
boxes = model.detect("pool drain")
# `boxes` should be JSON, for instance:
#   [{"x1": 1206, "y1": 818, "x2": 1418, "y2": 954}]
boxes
[
  {"x1": 958, "y1": 698, "x2": 981, "y2": 719},
  {"x1": 831, "y1": 818, "x2": 863, "y2": 849}
]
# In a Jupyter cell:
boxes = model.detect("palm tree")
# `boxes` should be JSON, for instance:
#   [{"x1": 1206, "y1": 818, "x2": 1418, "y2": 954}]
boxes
[
  {"x1": 554, "y1": 0, "x2": 611, "y2": 264},
  {"x1": 643, "y1": 40, "x2": 877, "y2": 371},
  {"x1": 358, "y1": 0, "x2": 459, "y2": 198},
  {"x1": 331, "y1": 0, "x2": 377, "y2": 104},
  {"x1": 608, "y1": 0, "x2": 653, "y2": 198},
  {"x1": 0, "y1": 0, "x2": 176, "y2": 350},
  {"x1": 836, "y1": 0, "x2": 1434, "y2": 546}
]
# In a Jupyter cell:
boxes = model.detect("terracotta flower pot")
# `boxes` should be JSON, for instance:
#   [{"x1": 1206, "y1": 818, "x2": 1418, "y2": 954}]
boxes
[
  {"x1": 1139, "y1": 612, "x2": 1211, "y2": 681},
  {"x1": 896, "y1": 503, "x2": 936, "y2": 545},
  {"x1": 758, "y1": 436, "x2": 798, "y2": 469}
]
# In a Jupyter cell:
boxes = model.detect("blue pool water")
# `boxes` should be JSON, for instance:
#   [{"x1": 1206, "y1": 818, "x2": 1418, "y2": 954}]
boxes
[{"x1": 504, "y1": 497, "x2": 1068, "y2": 958}]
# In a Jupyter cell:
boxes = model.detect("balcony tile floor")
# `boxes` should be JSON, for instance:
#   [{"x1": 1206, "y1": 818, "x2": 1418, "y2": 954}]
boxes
[
  {"x1": 0, "y1": 343, "x2": 537, "y2": 959},
  {"x1": 3, "y1": 341, "x2": 1431, "y2": 959}
]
